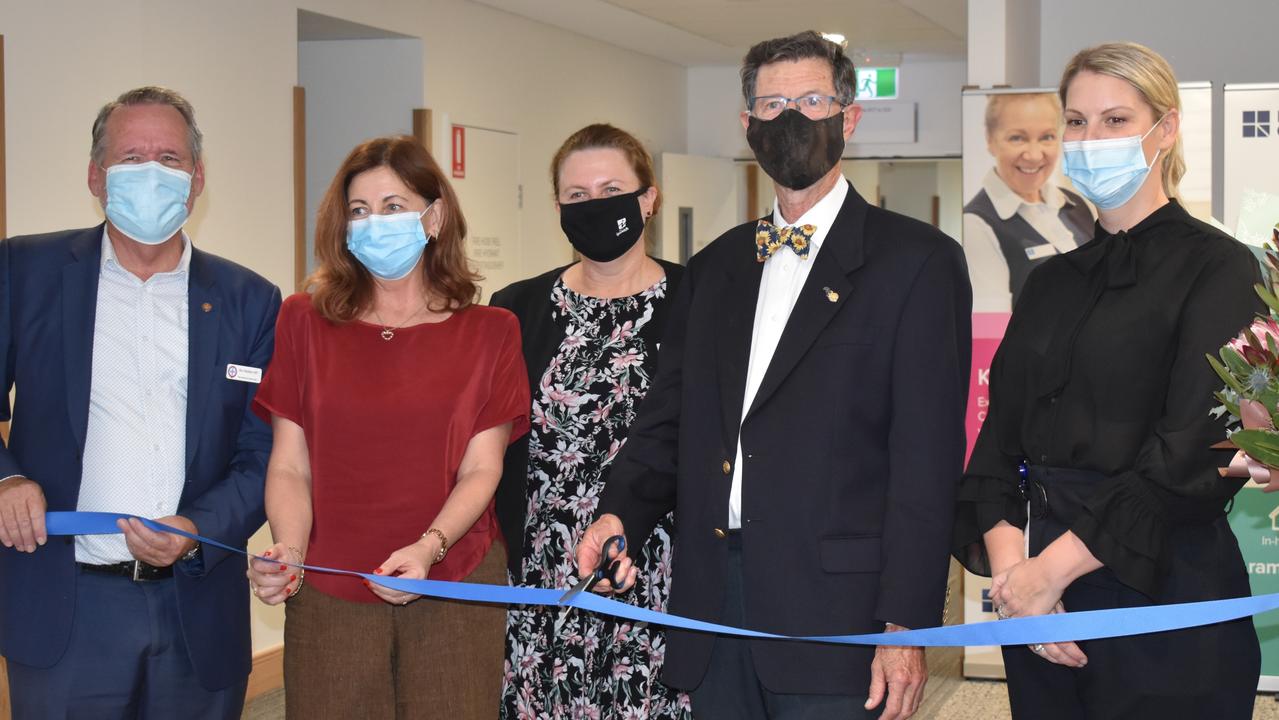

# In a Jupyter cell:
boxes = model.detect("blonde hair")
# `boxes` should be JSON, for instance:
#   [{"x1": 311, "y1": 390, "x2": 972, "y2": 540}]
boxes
[
  {"x1": 1059, "y1": 42, "x2": 1184, "y2": 198},
  {"x1": 984, "y1": 93, "x2": 1062, "y2": 138}
]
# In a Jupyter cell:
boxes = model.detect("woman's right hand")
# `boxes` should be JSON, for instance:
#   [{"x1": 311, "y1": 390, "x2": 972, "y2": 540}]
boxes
[{"x1": 247, "y1": 542, "x2": 301, "y2": 606}]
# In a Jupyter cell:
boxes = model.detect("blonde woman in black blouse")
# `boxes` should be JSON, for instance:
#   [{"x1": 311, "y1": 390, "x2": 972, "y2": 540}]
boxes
[{"x1": 954, "y1": 43, "x2": 1262, "y2": 719}]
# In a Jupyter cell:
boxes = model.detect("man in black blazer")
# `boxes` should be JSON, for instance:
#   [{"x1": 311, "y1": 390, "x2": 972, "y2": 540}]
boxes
[{"x1": 578, "y1": 31, "x2": 971, "y2": 720}]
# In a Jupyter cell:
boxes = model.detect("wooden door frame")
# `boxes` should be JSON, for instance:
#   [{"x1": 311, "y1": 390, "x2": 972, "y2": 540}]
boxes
[
  {"x1": 292, "y1": 86, "x2": 306, "y2": 292},
  {"x1": 412, "y1": 108, "x2": 433, "y2": 155}
]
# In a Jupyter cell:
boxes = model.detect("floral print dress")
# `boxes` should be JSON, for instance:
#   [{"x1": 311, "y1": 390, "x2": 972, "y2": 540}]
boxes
[{"x1": 500, "y1": 277, "x2": 691, "y2": 720}]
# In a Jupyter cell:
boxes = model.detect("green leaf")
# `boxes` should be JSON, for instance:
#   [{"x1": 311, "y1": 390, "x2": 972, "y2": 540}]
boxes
[
  {"x1": 1222, "y1": 345, "x2": 1253, "y2": 381},
  {"x1": 1208, "y1": 353, "x2": 1246, "y2": 394},
  {"x1": 1256, "y1": 285, "x2": 1279, "y2": 317},
  {"x1": 1214, "y1": 392, "x2": 1240, "y2": 418},
  {"x1": 1227, "y1": 429, "x2": 1279, "y2": 467}
]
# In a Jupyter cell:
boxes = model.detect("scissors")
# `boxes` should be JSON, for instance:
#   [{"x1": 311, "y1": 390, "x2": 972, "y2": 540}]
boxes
[{"x1": 559, "y1": 534, "x2": 626, "y2": 605}]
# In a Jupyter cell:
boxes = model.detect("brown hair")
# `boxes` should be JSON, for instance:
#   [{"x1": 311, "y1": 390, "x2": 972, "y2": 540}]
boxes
[
  {"x1": 1059, "y1": 42, "x2": 1184, "y2": 198},
  {"x1": 741, "y1": 31, "x2": 856, "y2": 106},
  {"x1": 308, "y1": 136, "x2": 478, "y2": 322},
  {"x1": 550, "y1": 124, "x2": 662, "y2": 218}
]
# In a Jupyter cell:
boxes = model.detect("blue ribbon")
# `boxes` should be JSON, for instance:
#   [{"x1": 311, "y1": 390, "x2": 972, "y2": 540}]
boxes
[{"x1": 44, "y1": 511, "x2": 1279, "y2": 647}]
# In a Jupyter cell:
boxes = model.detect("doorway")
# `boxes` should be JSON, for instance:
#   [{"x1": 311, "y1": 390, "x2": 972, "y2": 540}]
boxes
[{"x1": 297, "y1": 10, "x2": 423, "y2": 278}]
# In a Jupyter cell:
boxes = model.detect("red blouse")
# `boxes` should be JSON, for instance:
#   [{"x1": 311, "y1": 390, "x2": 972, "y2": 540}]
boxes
[{"x1": 254, "y1": 293, "x2": 530, "y2": 603}]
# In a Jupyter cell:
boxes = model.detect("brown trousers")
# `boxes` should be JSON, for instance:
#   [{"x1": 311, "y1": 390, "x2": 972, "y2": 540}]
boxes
[{"x1": 283, "y1": 542, "x2": 508, "y2": 719}]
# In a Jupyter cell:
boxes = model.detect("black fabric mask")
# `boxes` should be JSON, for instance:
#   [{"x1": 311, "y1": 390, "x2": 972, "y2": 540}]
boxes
[
  {"x1": 746, "y1": 109, "x2": 847, "y2": 191},
  {"x1": 559, "y1": 188, "x2": 647, "y2": 263}
]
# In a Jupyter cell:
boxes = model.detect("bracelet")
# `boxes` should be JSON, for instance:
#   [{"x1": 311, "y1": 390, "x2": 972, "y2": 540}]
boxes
[{"x1": 421, "y1": 528, "x2": 448, "y2": 563}]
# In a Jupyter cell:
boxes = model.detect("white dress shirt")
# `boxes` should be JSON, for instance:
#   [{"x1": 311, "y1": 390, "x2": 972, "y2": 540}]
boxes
[
  {"x1": 75, "y1": 230, "x2": 191, "y2": 564},
  {"x1": 728, "y1": 178, "x2": 849, "y2": 529},
  {"x1": 964, "y1": 168, "x2": 1091, "y2": 312}
]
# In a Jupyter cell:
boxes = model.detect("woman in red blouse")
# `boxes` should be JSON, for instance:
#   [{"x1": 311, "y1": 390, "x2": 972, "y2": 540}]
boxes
[{"x1": 247, "y1": 136, "x2": 529, "y2": 718}]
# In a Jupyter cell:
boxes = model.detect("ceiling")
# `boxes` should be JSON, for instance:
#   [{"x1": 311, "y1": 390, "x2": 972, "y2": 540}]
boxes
[
  {"x1": 469, "y1": 0, "x2": 966, "y2": 66},
  {"x1": 298, "y1": 9, "x2": 416, "y2": 41}
]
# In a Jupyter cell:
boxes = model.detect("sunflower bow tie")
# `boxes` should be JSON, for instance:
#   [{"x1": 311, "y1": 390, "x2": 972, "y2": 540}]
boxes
[{"x1": 755, "y1": 220, "x2": 816, "y2": 263}]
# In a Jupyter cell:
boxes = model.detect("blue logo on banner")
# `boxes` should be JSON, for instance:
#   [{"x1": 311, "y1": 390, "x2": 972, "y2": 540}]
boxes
[{"x1": 1244, "y1": 110, "x2": 1271, "y2": 138}]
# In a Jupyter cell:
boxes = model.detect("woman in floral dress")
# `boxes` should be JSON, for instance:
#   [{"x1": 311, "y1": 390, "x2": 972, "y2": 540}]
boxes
[{"x1": 491, "y1": 124, "x2": 691, "y2": 719}]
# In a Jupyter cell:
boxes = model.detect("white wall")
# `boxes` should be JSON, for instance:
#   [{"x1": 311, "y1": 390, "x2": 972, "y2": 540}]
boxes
[
  {"x1": 3, "y1": 0, "x2": 298, "y2": 288},
  {"x1": 968, "y1": 0, "x2": 1041, "y2": 87},
  {"x1": 685, "y1": 65, "x2": 750, "y2": 160},
  {"x1": 937, "y1": 159, "x2": 963, "y2": 242},
  {"x1": 1037, "y1": 1, "x2": 1279, "y2": 89},
  {"x1": 3, "y1": 0, "x2": 688, "y2": 654},
  {"x1": 299, "y1": 38, "x2": 424, "y2": 275},
  {"x1": 657, "y1": 152, "x2": 741, "y2": 258},
  {"x1": 879, "y1": 161, "x2": 938, "y2": 224},
  {"x1": 1036, "y1": 0, "x2": 1279, "y2": 218},
  {"x1": 685, "y1": 56, "x2": 965, "y2": 161}
]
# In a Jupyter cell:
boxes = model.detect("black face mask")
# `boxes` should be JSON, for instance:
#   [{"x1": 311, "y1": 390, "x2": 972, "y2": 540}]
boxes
[
  {"x1": 559, "y1": 188, "x2": 647, "y2": 263},
  {"x1": 746, "y1": 109, "x2": 846, "y2": 191}
]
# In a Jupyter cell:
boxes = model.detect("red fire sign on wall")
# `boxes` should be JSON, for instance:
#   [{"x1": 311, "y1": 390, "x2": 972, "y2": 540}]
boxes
[{"x1": 451, "y1": 125, "x2": 465, "y2": 179}]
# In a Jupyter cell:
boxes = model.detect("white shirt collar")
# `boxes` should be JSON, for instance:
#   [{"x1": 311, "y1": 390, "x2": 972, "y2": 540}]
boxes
[
  {"x1": 982, "y1": 167, "x2": 1072, "y2": 221},
  {"x1": 771, "y1": 177, "x2": 849, "y2": 251},
  {"x1": 100, "y1": 226, "x2": 192, "y2": 278}
]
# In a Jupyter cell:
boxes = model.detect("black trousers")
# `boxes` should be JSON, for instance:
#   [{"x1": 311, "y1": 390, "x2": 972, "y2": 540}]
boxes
[
  {"x1": 1004, "y1": 466, "x2": 1260, "y2": 719},
  {"x1": 689, "y1": 533, "x2": 882, "y2": 720}
]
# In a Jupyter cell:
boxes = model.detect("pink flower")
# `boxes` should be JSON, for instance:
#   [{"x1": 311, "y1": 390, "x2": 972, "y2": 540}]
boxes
[
  {"x1": 1231, "y1": 317, "x2": 1279, "y2": 355},
  {"x1": 610, "y1": 349, "x2": 643, "y2": 370}
]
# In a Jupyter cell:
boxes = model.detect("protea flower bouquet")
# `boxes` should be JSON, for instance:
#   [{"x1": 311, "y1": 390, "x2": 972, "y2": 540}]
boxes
[{"x1": 1209, "y1": 227, "x2": 1279, "y2": 471}]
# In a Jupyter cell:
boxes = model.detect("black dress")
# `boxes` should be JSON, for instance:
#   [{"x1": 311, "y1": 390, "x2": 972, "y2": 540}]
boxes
[
  {"x1": 954, "y1": 201, "x2": 1263, "y2": 719},
  {"x1": 491, "y1": 261, "x2": 691, "y2": 719}
]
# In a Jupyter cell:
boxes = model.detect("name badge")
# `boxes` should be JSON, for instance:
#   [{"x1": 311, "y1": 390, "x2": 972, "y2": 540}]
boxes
[
  {"x1": 226, "y1": 363, "x2": 263, "y2": 384},
  {"x1": 1024, "y1": 243, "x2": 1059, "y2": 261}
]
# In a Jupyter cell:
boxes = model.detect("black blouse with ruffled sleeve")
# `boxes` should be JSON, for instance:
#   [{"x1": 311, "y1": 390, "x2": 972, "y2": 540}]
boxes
[{"x1": 953, "y1": 200, "x2": 1263, "y2": 596}]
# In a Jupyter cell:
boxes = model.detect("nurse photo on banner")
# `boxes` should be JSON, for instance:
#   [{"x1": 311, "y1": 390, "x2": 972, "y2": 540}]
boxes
[{"x1": 962, "y1": 90, "x2": 1095, "y2": 312}]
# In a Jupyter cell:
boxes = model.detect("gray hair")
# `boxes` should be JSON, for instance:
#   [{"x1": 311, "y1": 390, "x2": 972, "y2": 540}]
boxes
[
  {"x1": 90, "y1": 86, "x2": 203, "y2": 165},
  {"x1": 740, "y1": 31, "x2": 857, "y2": 107}
]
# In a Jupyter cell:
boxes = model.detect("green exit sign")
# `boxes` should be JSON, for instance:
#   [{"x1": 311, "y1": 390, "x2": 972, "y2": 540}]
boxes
[{"x1": 856, "y1": 67, "x2": 898, "y2": 100}]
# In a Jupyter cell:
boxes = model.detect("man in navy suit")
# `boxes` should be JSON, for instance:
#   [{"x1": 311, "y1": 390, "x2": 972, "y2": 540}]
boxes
[
  {"x1": 0, "y1": 86, "x2": 280, "y2": 718},
  {"x1": 578, "y1": 32, "x2": 971, "y2": 720}
]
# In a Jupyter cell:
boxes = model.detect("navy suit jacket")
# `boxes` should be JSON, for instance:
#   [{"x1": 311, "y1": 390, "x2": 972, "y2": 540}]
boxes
[
  {"x1": 0, "y1": 224, "x2": 281, "y2": 690},
  {"x1": 597, "y1": 183, "x2": 973, "y2": 694}
]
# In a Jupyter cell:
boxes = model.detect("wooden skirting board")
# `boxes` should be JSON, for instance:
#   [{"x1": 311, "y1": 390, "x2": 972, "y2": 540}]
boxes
[
  {"x1": 247, "y1": 643, "x2": 285, "y2": 702},
  {"x1": 1, "y1": 656, "x2": 9, "y2": 720}
]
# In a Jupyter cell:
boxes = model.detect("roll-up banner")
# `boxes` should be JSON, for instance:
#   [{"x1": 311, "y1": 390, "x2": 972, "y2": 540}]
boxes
[
  {"x1": 1224, "y1": 83, "x2": 1279, "y2": 246},
  {"x1": 959, "y1": 83, "x2": 1215, "y2": 679},
  {"x1": 1224, "y1": 81, "x2": 1279, "y2": 692}
]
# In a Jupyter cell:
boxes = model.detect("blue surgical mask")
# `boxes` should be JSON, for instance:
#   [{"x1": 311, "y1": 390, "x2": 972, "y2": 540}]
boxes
[
  {"x1": 346, "y1": 205, "x2": 432, "y2": 281},
  {"x1": 1061, "y1": 115, "x2": 1167, "y2": 210},
  {"x1": 104, "y1": 161, "x2": 193, "y2": 244}
]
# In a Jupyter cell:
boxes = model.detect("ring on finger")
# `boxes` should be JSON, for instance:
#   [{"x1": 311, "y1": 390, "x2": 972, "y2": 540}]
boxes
[
  {"x1": 995, "y1": 604, "x2": 1010, "y2": 620},
  {"x1": 1030, "y1": 643, "x2": 1045, "y2": 654}
]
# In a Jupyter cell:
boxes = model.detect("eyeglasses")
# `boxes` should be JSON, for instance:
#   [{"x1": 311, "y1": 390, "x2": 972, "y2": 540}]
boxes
[{"x1": 748, "y1": 94, "x2": 845, "y2": 121}]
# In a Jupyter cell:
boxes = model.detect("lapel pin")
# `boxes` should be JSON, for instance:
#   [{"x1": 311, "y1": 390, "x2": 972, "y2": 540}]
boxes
[
  {"x1": 823, "y1": 287, "x2": 839, "y2": 303},
  {"x1": 201, "y1": 302, "x2": 213, "y2": 313}
]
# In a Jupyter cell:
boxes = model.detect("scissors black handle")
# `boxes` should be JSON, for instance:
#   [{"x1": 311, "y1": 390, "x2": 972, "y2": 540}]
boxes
[{"x1": 592, "y1": 534, "x2": 627, "y2": 588}]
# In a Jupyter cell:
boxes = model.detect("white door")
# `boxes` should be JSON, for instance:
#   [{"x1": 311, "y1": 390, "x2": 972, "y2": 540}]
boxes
[{"x1": 449, "y1": 125, "x2": 521, "y2": 302}]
